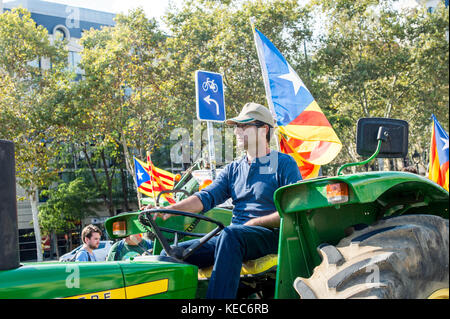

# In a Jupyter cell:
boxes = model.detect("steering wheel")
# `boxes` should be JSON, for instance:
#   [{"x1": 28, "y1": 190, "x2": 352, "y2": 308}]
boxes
[
  {"x1": 156, "y1": 189, "x2": 189, "y2": 207},
  {"x1": 138, "y1": 208, "x2": 225, "y2": 261}
]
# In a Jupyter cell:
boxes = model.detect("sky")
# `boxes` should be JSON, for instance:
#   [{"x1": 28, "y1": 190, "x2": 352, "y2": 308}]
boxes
[
  {"x1": 3, "y1": 0, "x2": 425, "y2": 19},
  {"x1": 3, "y1": 0, "x2": 185, "y2": 22},
  {"x1": 1, "y1": 0, "x2": 429, "y2": 34}
]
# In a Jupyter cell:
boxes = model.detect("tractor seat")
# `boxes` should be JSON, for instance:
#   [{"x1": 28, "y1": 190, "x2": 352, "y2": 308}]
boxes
[{"x1": 198, "y1": 254, "x2": 278, "y2": 279}]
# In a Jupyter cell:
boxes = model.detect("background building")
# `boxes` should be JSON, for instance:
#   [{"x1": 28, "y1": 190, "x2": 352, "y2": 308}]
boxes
[{"x1": 3, "y1": 0, "x2": 115, "y2": 77}]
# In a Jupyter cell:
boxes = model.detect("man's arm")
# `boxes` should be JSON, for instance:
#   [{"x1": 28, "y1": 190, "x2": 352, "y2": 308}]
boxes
[
  {"x1": 145, "y1": 165, "x2": 231, "y2": 219},
  {"x1": 244, "y1": 211, "x2": 280, "y2": 229},
  {"x1": 168, "y1": 195, "x2": 204, "y2": 213}
]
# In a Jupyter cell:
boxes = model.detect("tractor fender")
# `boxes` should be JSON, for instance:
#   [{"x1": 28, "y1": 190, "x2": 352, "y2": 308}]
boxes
[{"x1": 274, "y1": 171, "x2": 448, "y2": 217}]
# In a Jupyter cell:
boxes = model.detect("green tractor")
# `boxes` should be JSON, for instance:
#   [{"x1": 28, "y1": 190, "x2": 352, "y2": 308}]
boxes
[{"x1": 0, "y1": 117, "x2": 448, "y2": 299}]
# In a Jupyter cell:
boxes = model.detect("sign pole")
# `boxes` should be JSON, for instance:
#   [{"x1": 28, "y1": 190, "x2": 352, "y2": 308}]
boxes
[
  {"x1": 206, "y1": 121, "x2": 217, "y2": 180},
  {"x1": 195, "y1": 70, "x2": 225, "y2": 181},
  {"x1": 147, "y1": 151, "x2": 158, "y2": 207}
]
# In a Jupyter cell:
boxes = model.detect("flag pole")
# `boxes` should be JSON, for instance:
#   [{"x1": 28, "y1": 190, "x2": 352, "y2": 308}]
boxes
[
  {"x1": 133, "y1": 157, "x2": 143, "y2": 210},
  {"x1": 250, "y1": 17, "x2": 280, "y2": 151},
  {"x1": 147, "y1": 151, "x2": 158, "y2": 207}
]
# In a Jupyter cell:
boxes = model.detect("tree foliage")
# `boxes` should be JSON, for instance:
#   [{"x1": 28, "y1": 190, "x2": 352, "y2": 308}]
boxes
[
  {"x1": 0, "y1": 8, "x2": 70, "y2": 261},
  {"x1": 309, "y1": 0, "x2": 448, "y2": 169},
  {"x1": 38, "y1": 177, "x2": 97, "y2": 234},
  {"x1": 0, "y1": 8, "x2": 68, "y2": 192},
  {"x1": 161, "y1": 0, "x2": 312, "y2": 122},
  {"x1": 0, "y1": 1, "x2": 448, "y2": 230}
]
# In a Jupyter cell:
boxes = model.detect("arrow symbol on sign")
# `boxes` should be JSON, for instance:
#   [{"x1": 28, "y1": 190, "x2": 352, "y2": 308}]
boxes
[{"x1": 204, "y1": 95, "x2": 219, "y2": 115}]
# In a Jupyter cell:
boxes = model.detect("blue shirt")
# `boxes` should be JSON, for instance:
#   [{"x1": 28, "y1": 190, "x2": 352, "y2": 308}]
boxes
[
  {"x1": 75, "y1": 248, "x2": 97, "y2": 262},
  {"x1": 194, "y1": 150, "x2": 302, "y2": 225}
]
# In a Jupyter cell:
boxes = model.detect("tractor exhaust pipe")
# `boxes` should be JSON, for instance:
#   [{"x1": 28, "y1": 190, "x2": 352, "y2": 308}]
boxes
[{"x1": 0, "y1": 140, "x2": 20, "y2": 270}]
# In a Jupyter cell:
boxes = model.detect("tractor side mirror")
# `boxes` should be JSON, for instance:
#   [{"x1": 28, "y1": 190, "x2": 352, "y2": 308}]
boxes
[{"x1": 356, "y1": 117, "x2": 409, "y2": 158}]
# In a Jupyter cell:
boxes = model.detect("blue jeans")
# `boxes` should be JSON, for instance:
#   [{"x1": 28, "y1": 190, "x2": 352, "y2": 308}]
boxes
[{"x1": 161, "y1": 224, "x2": 279, "y2": 299}]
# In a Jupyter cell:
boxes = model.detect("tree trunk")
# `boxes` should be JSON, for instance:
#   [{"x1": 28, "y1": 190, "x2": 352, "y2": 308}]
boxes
[
  {"x1": 52, "y1": 230, "x2": 60, "y2": 259},
  {"x1": 29, "y1": 190, "x2": 43, "y2": 262},
  {"x1": 100, "y1": 149, "x2": 115, "y2": 216},
  {"x1": 83, "y1": 146, "x2": 115, "y2": 216},
  {"x1": 120, "y1": 165, "x2": 130, "y2": 212},
  {"x1": 120, "y1": 135, "x2": 142, "y2": 209},
  {"x1": 69, "y1": 231, "x2": 73, "y2": 251},
  {"x1": 120, "y1": 134, "x2": 136, "y2": 188}
]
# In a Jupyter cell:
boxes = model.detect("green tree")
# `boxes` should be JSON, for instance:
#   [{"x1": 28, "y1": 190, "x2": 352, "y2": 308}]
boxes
[
  {"x1": 402, "y1": 3, "x2": 449, "y2": 162},
  {"x1": 162, "y1": 0, "x2": 312, "y2": 116},
  {"x1": 0, "y1": 8, "x2": 70, "y2": 261},
  {"x1": 309, "y1": 0, "x2": 448, "y2": 172},
  {"x1": 160, "y1": 0, "x2": 312, "y2": 163},
  {"x1": 38, "y1": 177, "x2": 97, "y2": 256},
  {"x1": 66, "y1": 8, "x2": 172, "y2": 212}
]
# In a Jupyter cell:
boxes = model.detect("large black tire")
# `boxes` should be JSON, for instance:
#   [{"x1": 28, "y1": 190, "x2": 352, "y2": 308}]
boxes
[{"x1": 294, "y1": 214, "x2": 449, "y2": 299}]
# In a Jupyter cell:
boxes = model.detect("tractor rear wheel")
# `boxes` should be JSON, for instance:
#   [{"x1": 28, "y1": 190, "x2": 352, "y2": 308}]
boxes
[{"x1": 294, "y1": 214, "x2": 449, "y2": 299}]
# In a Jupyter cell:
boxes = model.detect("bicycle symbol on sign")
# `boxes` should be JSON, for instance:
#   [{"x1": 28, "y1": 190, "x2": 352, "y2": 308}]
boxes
[{"x1": 202, "y1": 77, "x2": 218, "y2": 93}]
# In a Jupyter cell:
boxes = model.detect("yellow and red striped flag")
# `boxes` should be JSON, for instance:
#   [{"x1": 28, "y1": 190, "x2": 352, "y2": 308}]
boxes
[
  {"x1": 134, "y1": 157, "x2": 176, "y2": 204},
  {"x1": 253, "y1": 27, "x2": 342, "y2": 179}
]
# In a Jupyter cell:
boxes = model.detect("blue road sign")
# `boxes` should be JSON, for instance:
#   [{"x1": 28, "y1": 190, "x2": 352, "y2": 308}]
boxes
[{"x1": 195, "y1": 70, "x2": 226, "y2": 122}]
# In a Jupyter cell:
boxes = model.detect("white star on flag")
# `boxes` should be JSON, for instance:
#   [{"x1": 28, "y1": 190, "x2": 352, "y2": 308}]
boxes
[
  {"x1": 278, "y1": 63, "x2": 308, "y2": 96},
  {"x1": 137, "y1": 170, "x2": 144, "y2": 180},
  {"x1": 441, "y1": 137, "x2": 449, "y2": 151}
]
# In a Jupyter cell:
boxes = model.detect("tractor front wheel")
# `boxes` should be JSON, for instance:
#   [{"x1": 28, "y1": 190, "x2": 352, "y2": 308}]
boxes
[{"x1": 294, "y1": 214, "x2": 449, "y2": 299}]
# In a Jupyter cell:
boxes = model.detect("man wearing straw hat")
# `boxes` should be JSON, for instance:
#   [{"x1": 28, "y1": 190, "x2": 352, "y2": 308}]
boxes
[{"x1": 146, "y1": 102, "x2": 301, "y2": 298}]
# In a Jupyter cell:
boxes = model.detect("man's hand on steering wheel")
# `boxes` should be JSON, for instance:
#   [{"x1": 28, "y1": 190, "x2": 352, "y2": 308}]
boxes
[
  {"x1": 142, "y1": 193, "x2": 205, "y2": 222},
  {"x1": 138, "y1": 208, "x2": 225, "y2": 261},
  {"x1": 142, "y1": 204, "x2": 172, "y2": 221},
  {"x1": 141, "y1": 189, "x2": 193, "y2": 221}
]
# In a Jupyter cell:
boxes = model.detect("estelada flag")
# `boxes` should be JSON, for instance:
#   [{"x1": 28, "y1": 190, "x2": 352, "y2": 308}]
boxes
[
  {"x1": 253, "y1": 27, "x2": 342, "y2": 179},
  {"x1": 134, "y1": 157, "x2": 176, "y2": 204},
  {"x1": 428, "y1": 114, "x2": 449, "y2": 191}
]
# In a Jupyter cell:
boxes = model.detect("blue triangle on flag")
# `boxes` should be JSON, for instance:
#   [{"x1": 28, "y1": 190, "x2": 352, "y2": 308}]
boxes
[
  {"x1": 254, "y1": 28, "x2": 315, "y2": 126},
  {"x1": 134, "y1": 158, "x2": 151, "y2": 187}
]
